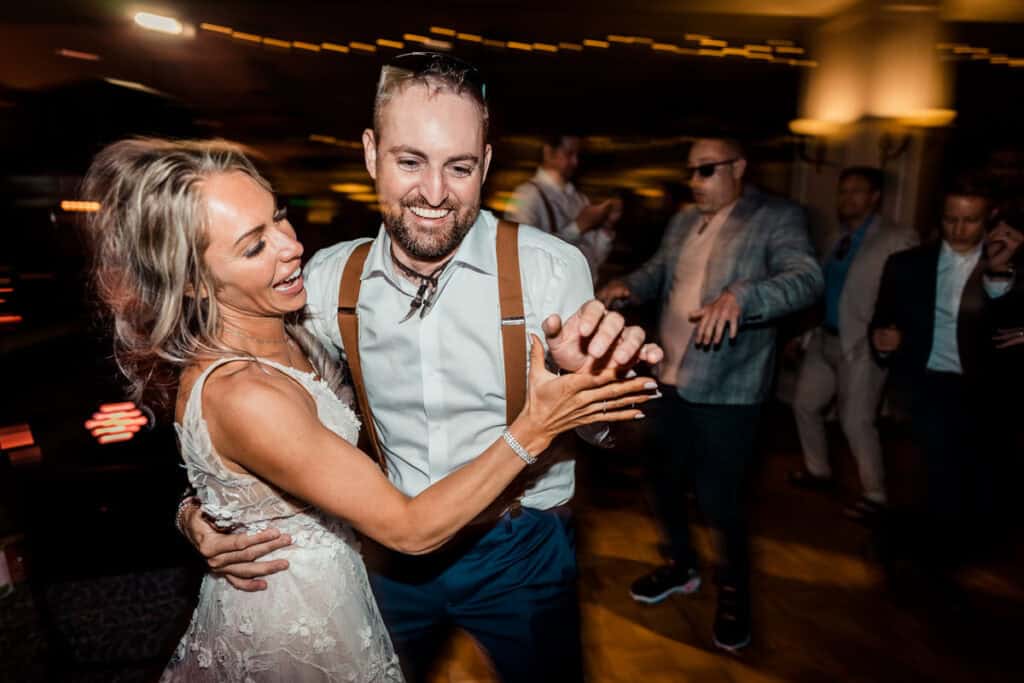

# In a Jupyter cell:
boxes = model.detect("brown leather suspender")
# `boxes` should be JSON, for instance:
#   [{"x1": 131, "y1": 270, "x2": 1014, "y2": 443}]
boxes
[
  {"x1": 495, "y1": 220, "x2": 527, "y2": 427},
  {"x1": 336, "y1": 241, "x2": 385, "y2": 471},
  {"x1": 336, "y1": 220, "x2": 526, "y2": 471}
]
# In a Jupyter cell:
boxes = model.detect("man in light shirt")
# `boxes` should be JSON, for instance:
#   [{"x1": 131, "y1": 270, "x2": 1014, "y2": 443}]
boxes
[
  {"x1": 870, "y1": 179, "x2": 1018, "y2": 572},
  {"x1": 178, "y1": 53, "x2": 662, "y2": 682},
  {"x1": 506, "y1": 135, "x2": 621, "y2": 282},
  {"x1": 598, "y1": 138, "x2": 823, "y2": 652}
]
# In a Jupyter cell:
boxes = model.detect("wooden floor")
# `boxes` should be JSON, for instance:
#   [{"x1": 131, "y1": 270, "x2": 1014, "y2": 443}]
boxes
[{"x1": 428, "y1": 405, "x2": 1024, "y2": 683}]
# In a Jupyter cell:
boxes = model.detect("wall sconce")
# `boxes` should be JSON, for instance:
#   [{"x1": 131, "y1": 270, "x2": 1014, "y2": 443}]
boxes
[
  {"x1": 896, "y1": 108, "x2": 957, "y2": 128},
  {"x1": 879, "y1": 109, "x2": 956, "y2": 166},
  {"x1": 788, "y1": 119, "x2": 845, "y2": 171}
]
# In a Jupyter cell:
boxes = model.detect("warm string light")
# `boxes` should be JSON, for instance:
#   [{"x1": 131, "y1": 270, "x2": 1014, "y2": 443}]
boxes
[
  {"x1": 936, "y1": 42, "x2": 1024, "y2": 68},
  {"x1": 309, "y1": 134, "x2": 362, "y2": 150},
  {"x1": 195, "y1": 20, "x2": 813, "y2": 68}
]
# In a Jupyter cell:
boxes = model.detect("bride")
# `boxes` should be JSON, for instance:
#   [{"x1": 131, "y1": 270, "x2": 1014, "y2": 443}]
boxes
[{"x1": 82, "y1": 138, "x2": 654, "y2": 681}]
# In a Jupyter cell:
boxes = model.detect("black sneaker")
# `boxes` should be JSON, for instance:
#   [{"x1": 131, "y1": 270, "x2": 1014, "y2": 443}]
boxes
[
  {"x1": 787, "y1": 468, "x2": 836, "y2": 493},
  {"x1": 713, "y1": 583, "x2": 751, "y2": 652},
  {"x1": 843, "y1": 496, "x2": 887, "y2": 526},
  {"x1": 629, "y1": 564, "x2": 701, "y2": 604}
]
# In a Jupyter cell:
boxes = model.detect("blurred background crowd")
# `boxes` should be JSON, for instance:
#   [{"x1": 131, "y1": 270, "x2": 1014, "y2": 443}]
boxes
[{"x1": 1, "y1": 1, "x2": 1023, "y2": 681}]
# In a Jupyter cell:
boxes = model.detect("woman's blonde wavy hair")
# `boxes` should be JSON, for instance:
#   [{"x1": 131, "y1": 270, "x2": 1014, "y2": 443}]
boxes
[{"x1": 83, "y1": 138, "x2": 347, "y2": 409}]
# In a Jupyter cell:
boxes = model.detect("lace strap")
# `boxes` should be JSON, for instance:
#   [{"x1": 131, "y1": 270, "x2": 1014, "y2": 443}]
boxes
[{"x1": 182, "y1": 355, "x2": 256, "y2": 425}]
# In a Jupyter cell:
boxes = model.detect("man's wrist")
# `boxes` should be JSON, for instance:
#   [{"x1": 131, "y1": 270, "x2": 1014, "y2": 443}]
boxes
[{"x1": 985, "y1": 265, "x2": 1015, "y2": 278}]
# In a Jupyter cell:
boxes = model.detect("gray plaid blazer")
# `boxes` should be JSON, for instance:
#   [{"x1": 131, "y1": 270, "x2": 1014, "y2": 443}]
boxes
[{"x1": 625, "y1": 187, "x2": 823, "y2": 405}]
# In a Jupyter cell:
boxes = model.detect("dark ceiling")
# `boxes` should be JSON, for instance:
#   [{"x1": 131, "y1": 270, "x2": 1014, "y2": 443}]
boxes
[{"x1": 1, "y1": 1, "x2": 1023, "y2": 194}]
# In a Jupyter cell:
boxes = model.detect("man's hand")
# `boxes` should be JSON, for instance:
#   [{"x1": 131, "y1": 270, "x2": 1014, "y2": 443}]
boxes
[
  {"x1": 576, "y1": 201, "x2": 614, "y2": 234},
  {"x1": 986, "y1": 222, "x2": 1024, "y2": 272},
  {"x1": 872, "y1": 325, "x2": 902, "y2": 353},
  {"x1": 182, "y1": 502, "x2": 292, "y2": 592},
  {"x1": 782, "y1": 336, "x2": 805, "y2": 364},
  {"x1": 690, "y1": 290, "x2": 742, "y2": 347},
  {"x1": 994, "y1": 326, "x2": 1024, "y2": 349},
  {"x1": 603, "y1": 198, "x2": 624, "y2": 230},
  {"x1": 545, "y1": 299, "x2": 663, "y2": 373},
  {"x1": 596, "y1": 280, "x2": 632, "y2": 307}
]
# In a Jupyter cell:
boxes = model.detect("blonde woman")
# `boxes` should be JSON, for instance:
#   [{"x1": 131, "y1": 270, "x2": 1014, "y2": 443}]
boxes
[{"x1": 83, "y1": 138, "x2": 654, "y2": 682}]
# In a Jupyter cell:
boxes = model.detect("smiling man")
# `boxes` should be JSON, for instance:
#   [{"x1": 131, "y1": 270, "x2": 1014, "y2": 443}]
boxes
[{"x1": 179, "y1": 53, "x2": 662, "y2": 682}]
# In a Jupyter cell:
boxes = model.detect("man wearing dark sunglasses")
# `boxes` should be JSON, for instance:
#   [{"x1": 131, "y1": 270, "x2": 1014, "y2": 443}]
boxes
[
  {"x1": 599, "y1": 137, "x2": 823, "y2": 652},
  {"x1": 180, "y1": 52, "x2": 663, "y2": 682}
]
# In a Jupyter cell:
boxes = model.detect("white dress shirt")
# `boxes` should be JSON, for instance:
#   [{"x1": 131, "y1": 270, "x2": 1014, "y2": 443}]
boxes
[
  {"x1": 927, "y1": 240, "x2": 1011, "y2": 374},
  {"x1": 506, "y1": 168, "x2": 614, "y2": 282},
  {"x1": 302, "y1": 210, "x2": 594, "y2": 509}
]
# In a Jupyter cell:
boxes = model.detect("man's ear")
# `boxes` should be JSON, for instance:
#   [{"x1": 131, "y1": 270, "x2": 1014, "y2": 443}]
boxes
[
  {"x1": 362, "y1": 129, "x2": 378, "y2": 180},
  {"x1": 541, "y1": 144, "x2": 554, "y2": 166},
  {"x1": 480, "y1": 143, "x2": 493, "y2": 185},
  {"x1": 732, "y1": 158, "x2": 747, "y2": 181}
]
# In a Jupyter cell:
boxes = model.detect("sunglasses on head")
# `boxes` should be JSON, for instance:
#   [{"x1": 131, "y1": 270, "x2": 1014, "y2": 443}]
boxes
[
  {"x1": 686, "y1": 158, "x2": 738, "y2": 179},
  {"x1": 388, "y1": 51, "x2": 487, "y2": 100}
]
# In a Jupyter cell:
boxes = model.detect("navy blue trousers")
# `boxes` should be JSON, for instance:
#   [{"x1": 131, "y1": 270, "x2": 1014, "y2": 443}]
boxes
[{"x1": 367, "y1": 506, "x2": 583, "y2": 683}]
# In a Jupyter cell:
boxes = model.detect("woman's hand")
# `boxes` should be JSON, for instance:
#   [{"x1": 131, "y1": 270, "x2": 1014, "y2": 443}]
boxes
[{"x1": 511, "y1": 335, "x2": 658, "y2": 455}]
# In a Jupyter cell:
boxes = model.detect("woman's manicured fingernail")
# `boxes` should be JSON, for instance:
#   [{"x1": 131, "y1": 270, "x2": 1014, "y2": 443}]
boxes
[
  {"x1": 634, "y1": 412, "x2": 646, "y2": 419},
  {"x1": 644, "y1": 381, "x2": 658, "y2": 389}
]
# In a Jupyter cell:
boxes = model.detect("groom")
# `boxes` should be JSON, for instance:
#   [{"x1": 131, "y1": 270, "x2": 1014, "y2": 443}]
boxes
[{"x1": 179, "y1": 52, "x2": 661, "y2": 681}]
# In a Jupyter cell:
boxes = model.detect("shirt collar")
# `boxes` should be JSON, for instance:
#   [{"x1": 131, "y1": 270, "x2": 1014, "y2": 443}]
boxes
[
  {"x1": 939, "y1": 239, "x2": 983, "y2": 266},
  {"x1": 534, "y1": 167, "x2": 576, "y2": 196},
  {"x1": 703, "y1": 198, "x2": 738, "y2": 226},
  {"x1": 363, "y1": 209, "x2": 498, "y2": 283},
  {"x1": 844, "y1": 213, "x2": 877, "y2": 237}
]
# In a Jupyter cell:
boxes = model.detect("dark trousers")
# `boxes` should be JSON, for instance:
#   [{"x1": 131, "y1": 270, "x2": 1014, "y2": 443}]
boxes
[
  {"x1": 367, "y1": 506, "x2": 582, "y2": 683},
  {"x1": 910, "y1": 371, "x2": 994, "y2": 563},
  {"x1": 648, "y1": 385, "x2": 760, "y2": 589}
]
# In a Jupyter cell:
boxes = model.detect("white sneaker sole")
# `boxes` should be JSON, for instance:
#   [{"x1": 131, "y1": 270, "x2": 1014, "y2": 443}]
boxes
[
  {"x1": 713, "y1": 633, "x2": 752, "y2": 653},
  {"x1": 629, "y1": 576, "x2": 702, "y2": 604}
]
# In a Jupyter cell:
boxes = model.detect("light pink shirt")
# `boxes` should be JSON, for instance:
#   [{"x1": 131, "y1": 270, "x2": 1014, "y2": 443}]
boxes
[{"x1": 657, "y1": 202, "x2": 736, "y2": 386}]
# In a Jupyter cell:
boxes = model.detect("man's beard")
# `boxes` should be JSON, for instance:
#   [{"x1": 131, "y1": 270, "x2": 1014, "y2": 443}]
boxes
[{"x1": 383, "y1": 196, "x2": 479, "y2": 261}]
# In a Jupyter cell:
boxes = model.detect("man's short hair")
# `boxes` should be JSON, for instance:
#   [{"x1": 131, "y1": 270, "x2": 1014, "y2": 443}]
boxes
[
  {"x1": 373, "y1": 52, "x2": 489, "y2": 141},
  {"x1": 944, "y1": 173, "x2": 994, "y2": 204},
  {"x1": 542, "y1": 134, "x2": 579, "y2": 151},
  {"x1": 692, "y1": 137, "x2": 746, "y2": 161},
  {"x1": 839, "y1": 166, "x2": 884, "y2": 194}
]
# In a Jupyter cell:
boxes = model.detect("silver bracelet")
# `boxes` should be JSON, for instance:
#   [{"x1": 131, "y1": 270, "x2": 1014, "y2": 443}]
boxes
[
  {"x1": 502, "y1": 429, "x2": 537, "y2": 465},
  {"x1": 175, "y1": 496, "x2": 199, "y2": 537}
]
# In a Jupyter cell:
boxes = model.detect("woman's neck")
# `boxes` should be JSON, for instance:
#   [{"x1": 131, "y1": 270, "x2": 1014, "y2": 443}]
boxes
[{"x1": 219, "y1": 314, "x2": 291, "y2": 358}]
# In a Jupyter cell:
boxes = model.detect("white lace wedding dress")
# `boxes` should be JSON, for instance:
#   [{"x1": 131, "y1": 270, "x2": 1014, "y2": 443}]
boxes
[{"x1": 161, "y1": 357, "x2": 403, "y2": 682}]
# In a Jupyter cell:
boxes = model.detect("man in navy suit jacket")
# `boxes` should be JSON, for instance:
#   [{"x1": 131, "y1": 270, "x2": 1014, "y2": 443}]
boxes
[{"x1": 870, "y1": 179, "x2": 1019, "y2": 568}]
